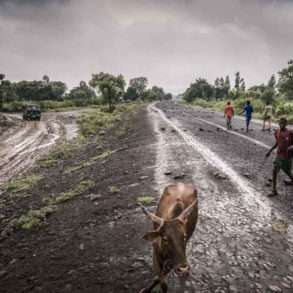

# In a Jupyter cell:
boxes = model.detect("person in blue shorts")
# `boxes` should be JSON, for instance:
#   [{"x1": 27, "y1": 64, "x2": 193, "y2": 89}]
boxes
[{"x1": 240, "y1": 100, "x2": 254, "y2": 132}]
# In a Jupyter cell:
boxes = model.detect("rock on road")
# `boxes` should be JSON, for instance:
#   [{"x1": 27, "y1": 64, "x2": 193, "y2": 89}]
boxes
[{"x1": 149, "y1": 101, "x2": 293, "y2": 293}]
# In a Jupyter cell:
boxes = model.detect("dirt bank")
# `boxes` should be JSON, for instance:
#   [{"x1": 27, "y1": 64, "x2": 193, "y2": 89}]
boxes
[{"x1": 0, "y1": 106, "x2": 157, "y2": 293}]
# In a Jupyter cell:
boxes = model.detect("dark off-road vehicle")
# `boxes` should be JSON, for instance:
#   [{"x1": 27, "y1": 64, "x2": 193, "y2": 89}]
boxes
[{"x1": 23, "y1": 105, "x2": 41, "y2": 121}]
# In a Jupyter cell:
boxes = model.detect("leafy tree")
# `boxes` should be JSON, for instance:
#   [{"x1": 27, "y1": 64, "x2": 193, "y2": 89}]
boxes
[
  {"x1": 183, "y1": 78, "x2": 214, "y2": 103},
  {"x1": 67, "y1": 82, "x2": 96, "y2": 105},
  {"x1": 0, "y1": 74, "x2": 5, "y2": 110},
  {"x1": 214, "y1": 78, "x2": 221, "y2": 100},
  {"x1": 89, "y1": 72, "x2": 125, "y2": 112},
  {"x1": 0, "y1": 80, "x2": 18, "y2": 103},
  {"x1": 42, "y1": 75, "x2": 50, "y2": 84},
  {"x1": 268, "y1": 74, "x2": 276, "y2": 90},
  {"x1": 151, "y1": 86, "x2": 165, "y2": 101},
  {"x1": 240, "y1": 78, "x2": 246, "y2": 92},
  {"x1": 164, "y1": 93, "x2": 172, "y2": 100},
  {"x1": 13, "y1": 80, "x2": 66, "y2": 101},
  {"x1": 124, "y1": 86, "x2": 138, "y2": 101},
  {"x1": 49, "y1": 81, "x2": 67, "y2": 100},
  {"x1": 260, "y1": 88, "x2": 274, "y2": 103},
  {"x1": 278, "y1": 60, "x2": 293, "y2": 99},
  {"x1": 129, "y1": 77, "x2": 148, "y2": 97},
  {"x1": 142, "y1": 89, "x2": 157, "y2": 101},
  {"x1": 79, "y1": 81, "x2": 87, "y2": 88},
  {"x1": 234, "y1": 72, "x2": 241, "y2": 98},
  {"x1": 224, "y1": 75, "x2": 231, "y2": 98}
]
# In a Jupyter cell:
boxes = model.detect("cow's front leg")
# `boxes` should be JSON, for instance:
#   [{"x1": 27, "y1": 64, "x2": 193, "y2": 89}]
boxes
[
  {"x1": 139, "y1": 277, "x2": 160, "y2": 293},
  {"x1": 160, "y1": 280, "x2": 168, "y2": 293}
]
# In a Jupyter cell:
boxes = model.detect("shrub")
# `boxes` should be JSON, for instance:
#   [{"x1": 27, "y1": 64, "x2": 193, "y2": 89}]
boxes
[{"x1": 275, "y1": 102, "x2": 293, "y2": 116}]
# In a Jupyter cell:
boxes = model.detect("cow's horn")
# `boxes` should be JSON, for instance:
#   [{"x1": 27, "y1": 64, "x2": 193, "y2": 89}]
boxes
[
  {"x1": 178, "y1": 199, "x2": 197, "y2": 221},
  {"x1": 140, "y1": 204, "x2": 164, "y2": 226}
]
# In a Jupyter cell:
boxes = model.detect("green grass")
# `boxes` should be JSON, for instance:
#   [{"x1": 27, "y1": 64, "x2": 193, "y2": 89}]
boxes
[
  {"x1": 47, "y1": 143, "x2": 79, "y2": 161},
  {"x1": 4, "y1": 175, "x2": 43, "y2": 194},
  {"x1": 109, "y1": 186, "x2": 120, "y2": 194},
  {"x1": 137, "y1": 196, "x2": 156, "y2": 205},
  {"x1": 188, "y1": 98, "x2": 293, "y2": 123},
  {"x1": 16, "y1": 205, "x2": 57, "y2": 230},
  {"x1": 38, "y1": 158, "x2": 58, "y2": 168},
  {"x1": 92, "y1": 149, "x2": 114, "y2": 161},
  {"x1": 63, "y1": 149, "x2": 114, "y2": 174},
  {"x1": 77, "y1": 103, "x2": 141, "y2": 137},
  {"x1": 13, "y1": 180, "x2": 95, "y2": 230},
  {"x1": 50, "y1": 180, "x2": 95, "y2": 205}
]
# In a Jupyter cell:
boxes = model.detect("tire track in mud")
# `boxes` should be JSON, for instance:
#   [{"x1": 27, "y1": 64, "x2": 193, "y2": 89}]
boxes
[
  {"x1": 148, "y1": 104, "x2": 293, "y2": 293},
  {"x1": 0, "y1": 120, "x2": 64, "y2": 184}
]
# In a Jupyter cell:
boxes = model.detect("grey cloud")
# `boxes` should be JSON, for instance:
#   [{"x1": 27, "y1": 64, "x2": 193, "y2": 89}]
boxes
[{"x1": 0, "y1": 0, "x2": 292, "y2": 93}]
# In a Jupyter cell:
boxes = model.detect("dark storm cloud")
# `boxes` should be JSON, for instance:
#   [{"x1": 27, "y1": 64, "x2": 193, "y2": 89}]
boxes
[{"x1": 0, "y1": 0, "x2": 293, "y2": 93}]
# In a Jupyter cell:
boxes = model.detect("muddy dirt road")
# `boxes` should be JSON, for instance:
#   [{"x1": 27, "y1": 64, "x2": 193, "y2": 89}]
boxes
[
  {"x1": 0, "y1": 112, "x2": 80, "y2": 185},
  {"x1": 1, "y1": 102, "x2": 293, "y2": 293}
]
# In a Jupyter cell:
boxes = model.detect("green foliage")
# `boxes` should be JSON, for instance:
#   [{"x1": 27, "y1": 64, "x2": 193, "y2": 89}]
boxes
[
  {"x1": 128, "y1": 77, "x2": 148, "y2": 98},
  {"x1": 278, "y1": 60, "x2": 293, "y2": 99},
  {"x1": 89, "y1": 72, "x2": 126, "y2": 112},
  {"x1": 16, "y1": 206, "x2": 56, "y2": 230},
  {"x1": 137, "y1": 196, "x2": 155, "y2": 205},
  {"x1": 38, "y1": 158, "x2": 58, "y2": 168},
  {"x1": 191, "y1": 99, "x2": 210, "y2": 108},
  {"x1": 51, "y1": 180, "x2": 95, "y2": 205},
  {"x1": 77, "y1": 103, "x2": 139, "y2": 137},
  {"x1": 109, "y1": 186, "x2": 120, "y2": 194},
  {"x1": 77, "y1": 108, "x2": 120, "y2": 137},
  {"x1": 4, "y1": 175, "x2": 43, "y2": 194},
  {"x1": 275, "y1": 101, "x2": 293, "y2": 116},
  {"x1": 183, "y1": 78, "x2": 214, "y2": 103},
  {"x1": 13, "y1": 80, "x2": 67, "y2": 101},
  {"x1": 233, "y1": 98, "x2": 264, "y2": 114},
  {"x1": 214, "y1": 77, "x2": 230, "y2": 100},
  {"x1": 66, "y1": 81, "x2": 97, "y2": 106},
  {"x1": 48, "y1": 143, "x2": 79, "y2": 161},
  {"x1": 92, "y1": 149, "x2": 114, "y2": 161},
  {"x1": 124, "y1": 86, "x2": 138, "y2": 101}
]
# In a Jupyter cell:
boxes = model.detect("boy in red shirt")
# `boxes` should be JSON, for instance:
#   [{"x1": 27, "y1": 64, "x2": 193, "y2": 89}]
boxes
[
  {"x1": 224, "y1": 101, "x2": 234, "y2": 130},
  {"x1": 266, "y1": 118, "x2": 293, "y2": 196}
]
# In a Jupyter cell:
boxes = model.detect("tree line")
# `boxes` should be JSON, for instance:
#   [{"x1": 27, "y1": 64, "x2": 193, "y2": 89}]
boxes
[
  {"x1": 0, "y1": 73, "x2": 172, "y2": 112},
  {"x1": 183, "y1": 59, "x2": 293, "y2": 104}
]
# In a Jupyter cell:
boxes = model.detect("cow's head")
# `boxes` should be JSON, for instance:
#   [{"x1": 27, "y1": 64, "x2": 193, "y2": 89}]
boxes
[{"x1": 141, "y1": 201, "x2": 196, "y2": 277}]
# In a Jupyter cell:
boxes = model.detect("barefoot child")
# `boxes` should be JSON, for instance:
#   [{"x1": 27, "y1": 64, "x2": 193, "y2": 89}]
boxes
[
  {"x1": 240, "y1": 100, "x2": 254, "y2": 132},
  {"x1": 266, "y1": 118, "x2": 293, "y2": 197},
  {"x1": 224, "y1": 101, "x2": 234, "y2": 130},
  {"x1": 262, "y1": 101, "x2": 273, "y2": 132}
]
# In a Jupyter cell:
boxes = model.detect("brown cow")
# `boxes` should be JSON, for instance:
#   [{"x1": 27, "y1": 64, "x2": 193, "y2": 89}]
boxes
[{"x1": 140, "y1": 182, "x2": 198, "y2": 293}]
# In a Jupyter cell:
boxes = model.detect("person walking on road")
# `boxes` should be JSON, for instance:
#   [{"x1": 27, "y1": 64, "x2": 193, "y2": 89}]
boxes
[
  {"x1": 224, "y1": 101, "x2": 234, "y2": 130},
  {"x1": 262, "y1": 101, "x2": 273, "y2": 132},
  {"x1": 240, "y1": 100, "x2": 254, "y2": 132},
  {"x1": 266, "y1": 117, "x2": 293, "y2": 197}
]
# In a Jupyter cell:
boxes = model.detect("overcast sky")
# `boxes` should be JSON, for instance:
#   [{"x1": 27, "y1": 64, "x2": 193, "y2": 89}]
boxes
[{"x1": 0, "y1": 0, "x2": 292, "y2": 93}]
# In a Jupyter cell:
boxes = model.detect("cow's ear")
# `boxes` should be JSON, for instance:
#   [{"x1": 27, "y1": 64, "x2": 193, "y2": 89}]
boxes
[{"x1": 143, "y1": 231, "x2": 161, "y2": 241}]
